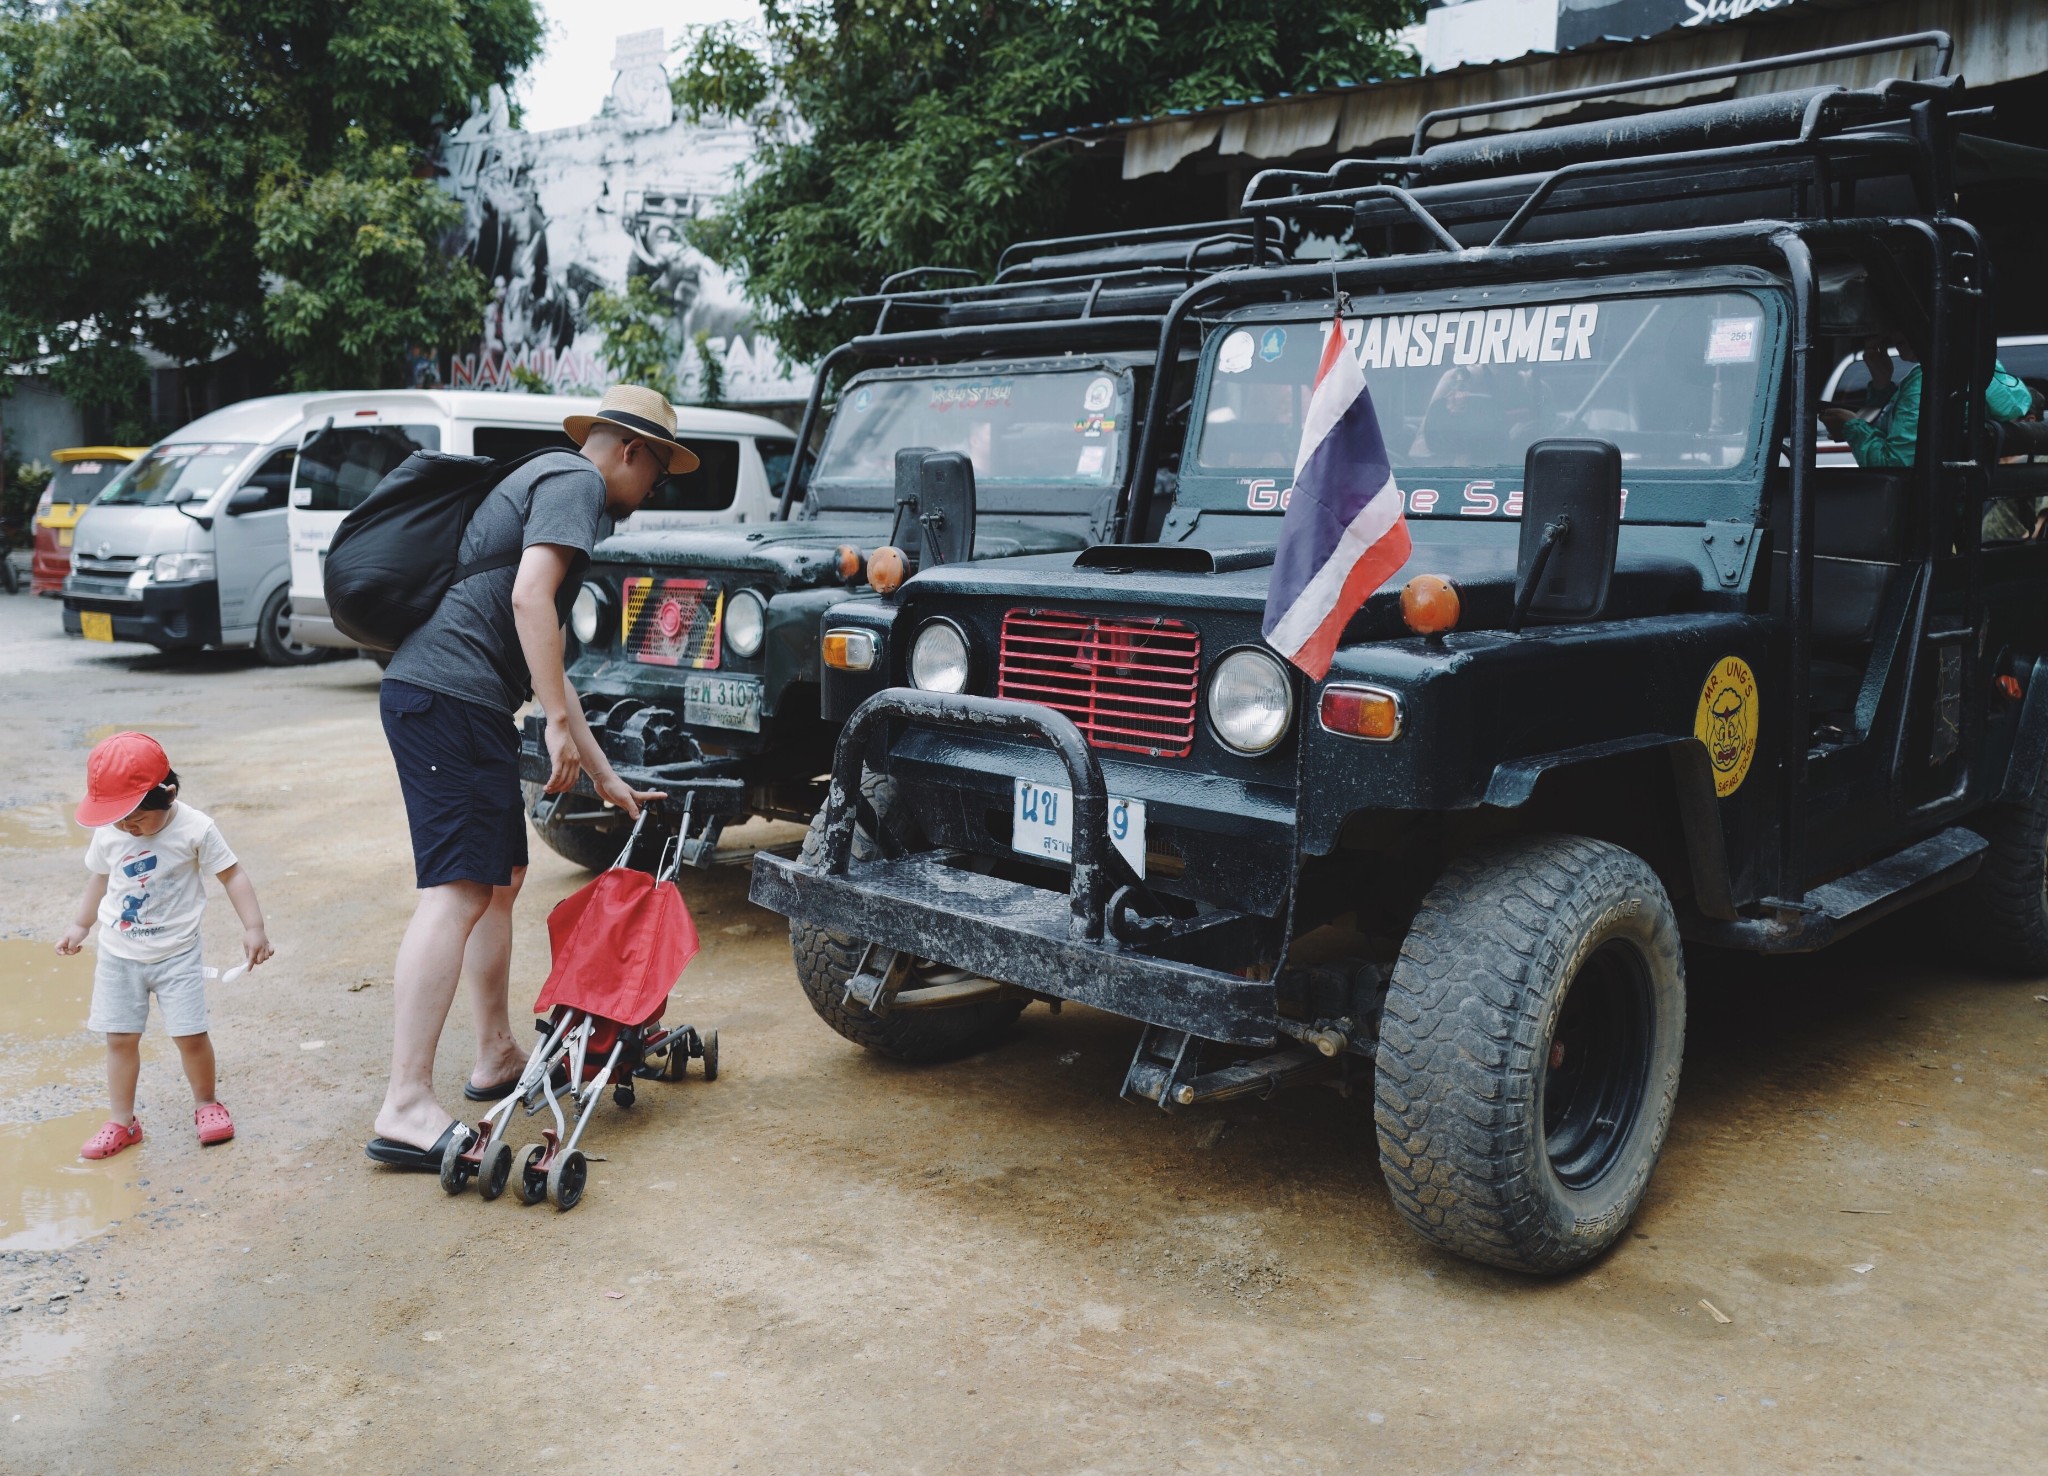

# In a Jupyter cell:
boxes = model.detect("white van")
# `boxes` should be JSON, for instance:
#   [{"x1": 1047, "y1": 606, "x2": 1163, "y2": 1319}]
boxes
[
  {"x1": 63, "y1": 394, "x2": 330, "y2": 664},
  {"x1": 284, "y1": 390, "x2": 798, "y2": 651}
]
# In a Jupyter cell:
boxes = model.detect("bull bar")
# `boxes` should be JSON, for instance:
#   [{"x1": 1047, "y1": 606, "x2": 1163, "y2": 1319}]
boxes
[{"x1": 747, "y1": 688, "x2": 1279, "y2": 1045}]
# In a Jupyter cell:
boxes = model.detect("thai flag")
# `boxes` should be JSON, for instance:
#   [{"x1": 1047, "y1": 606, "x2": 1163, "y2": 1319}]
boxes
[{"x1": 1261, "y1": 317, "x2": 1410, "y2": 680}]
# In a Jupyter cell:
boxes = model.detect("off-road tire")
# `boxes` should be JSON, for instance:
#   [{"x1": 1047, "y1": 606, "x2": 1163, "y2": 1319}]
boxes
[
  {"x1": 255, "y1": 585, "x2": 326, "y2": 666},
  {"x1": 790, "y1": 773, "x2": 1023, "y2": 1062},
  {"x1": 1374, "y1": 835, "x2": 1686, "y2": 1275},
  {"x1": 521, "y1": 781, "x2": 634, "y2": 873},
  {"x1": 1936, "y1": 772, "x2": 2048, "y2": 973}
]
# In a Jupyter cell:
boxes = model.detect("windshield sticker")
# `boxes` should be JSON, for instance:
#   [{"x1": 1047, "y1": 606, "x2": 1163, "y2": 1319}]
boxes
[
  {"x1": 852, "y1": 387, "x2": 872, "y2": 412},
  {"x1": 68, "y1": 462, "x2": 105, "y2": 474},
  {"x1": 1706, "y1": 317, "x2": 1761, "y2": 364},
  {"x1": 1075, "y1": 413, "x2": 1117, "y2": 437},
  {"x1": 1082, "y1": 376, "x2": 1115, "y2": 412},
  {"x1": 1259, "y1": 327, "x2": 1287, "y2": 362},
  {"x1": 1695, "y1": 656, "x2": 1759, "y2": 797},
  {"x1": 1326, "y1": 303, "x2": 1600, "y2": 370},
  {"x1": 929, "y1": 380, "x2": 1012, "y2": 411},
  {"x1": 1217, "y1": 330, "x2": 1257, "y2": 375},
  {"x1": 1076, "y1": 445, "x2": 1107, "y2": 477}
]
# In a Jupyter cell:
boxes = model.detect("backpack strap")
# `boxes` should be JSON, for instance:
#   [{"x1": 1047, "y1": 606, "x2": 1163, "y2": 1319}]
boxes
[{"x1": 452, "y1": 548, "x2": 524, "y2": 584}]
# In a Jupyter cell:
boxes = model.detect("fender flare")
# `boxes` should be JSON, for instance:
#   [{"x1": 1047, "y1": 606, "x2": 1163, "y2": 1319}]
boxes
[
  {"x1": 1484, "y1": 734, "x2": 1736, "y2": 920},
  {"x1": 1995, "y1": 655, "x2": 2048, "y2": 804}
]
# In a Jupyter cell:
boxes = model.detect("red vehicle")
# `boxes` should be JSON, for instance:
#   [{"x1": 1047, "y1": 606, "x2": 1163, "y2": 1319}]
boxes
[{"x1": 30, "y1": 446, "x2": 147, "y2": 596}]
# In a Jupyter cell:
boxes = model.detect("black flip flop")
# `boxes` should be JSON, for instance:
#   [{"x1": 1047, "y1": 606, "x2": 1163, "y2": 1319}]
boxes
[
  {"x1": 462, "y1": 1064, "x2": 568, "y2": 1102},
  {"x1": 365, "y1": 1122, "x2": 463, "y2": 1171}
]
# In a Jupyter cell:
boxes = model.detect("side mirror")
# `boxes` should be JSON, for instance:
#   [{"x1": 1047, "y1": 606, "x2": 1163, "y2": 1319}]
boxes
[
  {"x1": 913, "y1": 451, "x2": 975, "y2": 567},
  {"x1": 227, "y1": 482, "x2": 276, "y2": 515},
  {"x1": 888, "y1": 445, "x2": 936, "y2": 558},
  {"x1": 1512, "y1": 438, "x2": 1621, "y2": 629}
]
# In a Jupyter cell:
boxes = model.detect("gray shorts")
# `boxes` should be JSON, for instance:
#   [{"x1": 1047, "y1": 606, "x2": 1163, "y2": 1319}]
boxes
[{"x1": 88, "y1": 940, "x2": 208, "y2": 1037}]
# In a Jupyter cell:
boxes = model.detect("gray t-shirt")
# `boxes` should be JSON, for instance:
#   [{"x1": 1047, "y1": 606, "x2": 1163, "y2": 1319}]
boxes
[{"x1": 387, "y1": 451, "x2": 613, "y2": 713}]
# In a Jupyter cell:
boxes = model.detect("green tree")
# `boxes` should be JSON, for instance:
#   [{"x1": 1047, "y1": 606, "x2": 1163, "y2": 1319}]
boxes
[
  {"x1": 585, "y1": 277, "x2": 682, "y2": 401},
  {"x1": 0, "y1": 1, "x2": 543, "y2": 397},
  {"x1": 673, "y1": 1, "x2": 1422, "y2": 363}
]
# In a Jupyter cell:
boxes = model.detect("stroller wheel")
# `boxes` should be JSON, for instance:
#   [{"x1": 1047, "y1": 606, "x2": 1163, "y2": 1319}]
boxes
[
  {"x1": 547, "y1": 1149, "x2": 588, "y2": 1212},
  {"x1": 664, "y1": 1032, "x2": 692, "y2": 1082},
  {"x1": 438, "y1": 1127, "x2": 474, "y2": 1196},
  {"x1": 613, "y1": 1082, "x2": 636, "y2": 1110},
  {"x1": 518, "y1": 1145, "x2": 549, "y2": 1205},
  {"x1": 478, "y1": 1140, "x2": 516, "y2": 1201},
  {"x1": 701, "y1": 1029, "x2": 719, "y2": 1083}
]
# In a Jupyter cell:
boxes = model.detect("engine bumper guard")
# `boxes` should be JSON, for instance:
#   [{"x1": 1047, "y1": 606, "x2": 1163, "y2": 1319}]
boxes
[{"x1": 747, "y1": 688, "x2": 1278, "y2": 1046}]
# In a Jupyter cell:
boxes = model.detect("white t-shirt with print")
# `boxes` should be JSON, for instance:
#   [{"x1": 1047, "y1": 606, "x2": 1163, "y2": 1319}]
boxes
[{"x1": 85, "y1": 803, "x2": 238, "y2": 963}]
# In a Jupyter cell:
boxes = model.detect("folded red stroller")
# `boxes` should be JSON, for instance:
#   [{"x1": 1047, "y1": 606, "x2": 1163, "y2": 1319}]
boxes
[{"x1": 441, "y1": 809, "x2": 718, "y2": 1211}]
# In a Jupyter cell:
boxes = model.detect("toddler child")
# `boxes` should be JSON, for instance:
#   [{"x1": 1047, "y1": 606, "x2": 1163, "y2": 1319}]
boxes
[{"x1": 56, "y1": 732, "x2": 273, "y2": 1159}]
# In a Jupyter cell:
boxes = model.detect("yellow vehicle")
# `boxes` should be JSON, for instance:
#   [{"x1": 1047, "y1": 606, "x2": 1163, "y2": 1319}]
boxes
[{"x1": 31, "y1": 446, "x2": 148, "y2": 596}]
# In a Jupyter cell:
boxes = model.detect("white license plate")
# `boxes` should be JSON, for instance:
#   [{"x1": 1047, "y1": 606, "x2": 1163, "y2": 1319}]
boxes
[
  {"x1": 1012, "y1": 779, "x2": 1145, "y2": 877},
  {"x1": 683, "y1": 675, "x2": 761, "y2": 732}
]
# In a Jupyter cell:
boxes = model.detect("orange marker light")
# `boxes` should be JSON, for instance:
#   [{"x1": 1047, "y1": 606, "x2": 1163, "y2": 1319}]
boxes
[
  {"x1": 834, "y1": 544, "x2": 865, "y2": 582},
  {"x1": 868, "y1": 545, "x2": 908, "y2": 595},
  {"x1": 1400, "y1": 574, "x2": 1460, "y2": 636},
  {"x1": 1998, "y1": 673, "x2": 2024, "y2": 701},
  {"x1": 822, "y1": 628, "x2": 877, "y2": 671},
  {"x1": 1319, "y1": 684, "x2": 1402, "y2": 741}
]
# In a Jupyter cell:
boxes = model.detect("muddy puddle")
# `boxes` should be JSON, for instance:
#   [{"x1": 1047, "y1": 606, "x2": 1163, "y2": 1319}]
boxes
[
  {"x1": 0, "y1": 803, "x2": 88, "y2": 852},
  {"x1": 0, "y1": 942, "x2": 142, "y2": 1253}
]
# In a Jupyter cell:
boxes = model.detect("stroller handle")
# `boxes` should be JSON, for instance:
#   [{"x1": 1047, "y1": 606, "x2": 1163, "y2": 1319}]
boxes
[{"x1": 614, "y1": 793, "x2": 694, "y2": 883}]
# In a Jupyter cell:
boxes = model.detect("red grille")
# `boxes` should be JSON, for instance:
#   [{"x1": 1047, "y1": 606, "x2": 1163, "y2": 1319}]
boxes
[
  {"x1": 998, "y1": 609, "x2": 1201, "y2": 757},
  {"x1": 623, "y1": 576, "x2": 722, "y2": 669}
]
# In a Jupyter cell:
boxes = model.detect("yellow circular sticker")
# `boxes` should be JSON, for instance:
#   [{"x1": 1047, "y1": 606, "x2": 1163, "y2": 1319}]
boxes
[{"x1": 1695, "y1": 656, "x2": 1759, "y2": 798}]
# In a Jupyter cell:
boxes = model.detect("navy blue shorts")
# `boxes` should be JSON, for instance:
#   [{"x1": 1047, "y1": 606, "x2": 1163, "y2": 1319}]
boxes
[{"x1": 380, "y1": 679, "x2": 529, "y2": 889}]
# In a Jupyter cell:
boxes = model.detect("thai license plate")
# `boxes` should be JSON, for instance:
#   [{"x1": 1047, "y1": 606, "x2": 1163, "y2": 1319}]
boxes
[
  {"x1": 80, "y1": 611, "x2": 114, "y2": 642},
  {"x1": 1011, "y1": 779, "x2": 1146, "y2": 877},
  {"x1": 683, "y1": 674, "x2": 760, "y2": 732}
]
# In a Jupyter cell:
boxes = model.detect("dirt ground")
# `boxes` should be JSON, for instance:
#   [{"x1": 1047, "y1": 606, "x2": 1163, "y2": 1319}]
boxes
[{"x1": 0, "y1": 591, "x2": 2043, "y2": 1475}]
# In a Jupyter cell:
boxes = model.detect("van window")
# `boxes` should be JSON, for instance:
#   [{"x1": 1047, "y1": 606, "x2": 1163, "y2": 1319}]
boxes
[
  {"x1": 295, "y1": 423, "x2": 442, "y2": 512},
  {"x1": 99, "y1": 443, "x2": 254, "y2": 507},
  {"x1": 238, "y1": 448, "x2": 296, "y2": 512},
  {"x1": 758, "y1": 438, "x2": 800, "y2": 503},
  {"x1": 472, "y1": 425, "x2": 578, "y2": 460},
  {"x1": 643, "y1": 436, "x2": 740, "y2": 513}
]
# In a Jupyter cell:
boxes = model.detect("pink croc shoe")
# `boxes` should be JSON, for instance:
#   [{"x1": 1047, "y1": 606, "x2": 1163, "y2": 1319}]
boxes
[
  {"x1": 81, "y1": 1118, "x2": 143, "y2": 1160},
  {"x1": 195, "y1": 1101, "x2": 235, "y2": 1146}
]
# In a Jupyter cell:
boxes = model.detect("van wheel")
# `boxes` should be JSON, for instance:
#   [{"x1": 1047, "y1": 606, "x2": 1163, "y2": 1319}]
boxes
[
  {"x1": 1937, "y1": 772, "x2": 2048, "y2": 973},
  {"x1": 522, "y1": 782, "x2": 633, "y2": 872},
  {"x1": 1374, "y1": 835, "x2": 1685, "y2": 1275},
  {"x1": 790, "y1": 773, "x2": 1023, "y2": 1063},
  {"x1": 256, "y1": 586, "x2": 326, "y2": 666}
]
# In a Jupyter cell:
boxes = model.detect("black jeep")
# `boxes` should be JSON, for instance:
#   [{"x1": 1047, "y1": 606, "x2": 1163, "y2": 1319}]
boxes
[
  {"x1": 520, "y1": 223, "x2": 1281, "y2": 869},
  {"x1": 750, "y1": 36, "x2": 2048, "y2": 1272}
]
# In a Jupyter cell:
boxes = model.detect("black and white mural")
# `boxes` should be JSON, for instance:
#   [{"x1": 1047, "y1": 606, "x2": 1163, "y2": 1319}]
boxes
[{"x1": 430, "y1": 30, "x2": 809, "y2": 406}]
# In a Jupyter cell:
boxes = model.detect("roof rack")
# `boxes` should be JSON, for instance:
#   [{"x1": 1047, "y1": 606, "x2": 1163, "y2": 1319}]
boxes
[{"x1": 1239, "y1": 35, "x2": 1964, "y2": 256}]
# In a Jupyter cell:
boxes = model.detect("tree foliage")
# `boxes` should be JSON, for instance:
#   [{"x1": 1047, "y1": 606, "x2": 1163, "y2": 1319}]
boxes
[
  {"x1": 0, "y1": 1, "x2": 543, "y2": 400},
  {"x1": 584, "y1": 276, "x2": 683, "y2": 402},
  {"x1": 674, "y1": 1, "x2": 1422, "y2": 363}
]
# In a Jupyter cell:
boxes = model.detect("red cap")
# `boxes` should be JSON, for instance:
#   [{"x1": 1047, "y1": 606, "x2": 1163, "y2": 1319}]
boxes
[{"x1": 77, "y1": 732, "x2": 171, "y2": 827}]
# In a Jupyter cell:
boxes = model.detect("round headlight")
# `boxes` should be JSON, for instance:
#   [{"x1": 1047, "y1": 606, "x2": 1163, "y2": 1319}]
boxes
[
  {"x1": 569, "y1": 583, "x2": 603, "y2": 645},
  {"x1": 909, "y1": 619, "x2": 970, "y2": 694},
  {"x1": 1207, "y1": 647, "x2": 1294, "y2": 755},
  {"x1": 724, "y1": 588, "x2": 766, "y2": 657}
]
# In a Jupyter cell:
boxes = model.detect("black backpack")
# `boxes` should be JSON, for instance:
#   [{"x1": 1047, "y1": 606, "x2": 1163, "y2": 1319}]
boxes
[{"x1": 322, "y1": 448, "x2": 563, "y2": 652}]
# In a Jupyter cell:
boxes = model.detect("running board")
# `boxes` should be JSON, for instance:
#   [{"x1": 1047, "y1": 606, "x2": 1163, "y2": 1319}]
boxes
[{"x1": 1683, "y1": 826, "x2": 1986, "y2": 953}]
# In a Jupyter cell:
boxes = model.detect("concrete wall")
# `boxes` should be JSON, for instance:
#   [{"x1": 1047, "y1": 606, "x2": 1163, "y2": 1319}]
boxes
[{"x1": 1, "y1": 379, "x2": 88, "y2": 470}]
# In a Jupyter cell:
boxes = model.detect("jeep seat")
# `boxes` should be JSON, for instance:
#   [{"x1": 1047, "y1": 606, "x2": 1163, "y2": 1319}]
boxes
[{"x1": 1766, "y1": 467, "x2": 1912, "y2": 643}]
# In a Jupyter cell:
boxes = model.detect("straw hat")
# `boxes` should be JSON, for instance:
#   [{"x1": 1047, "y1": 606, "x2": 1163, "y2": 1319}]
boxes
[{"x1": 563, "y1": 384, "x2": 701, "y2": 474}]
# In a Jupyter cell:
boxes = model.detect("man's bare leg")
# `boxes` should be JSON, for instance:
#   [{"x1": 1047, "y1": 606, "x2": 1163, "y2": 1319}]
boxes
[
  {"x1": 375, "y1": 880, "x2": 492, "y2": 1148},
  {"x1": 463, "y1": 865, "x2": 528, "y2": 1090}
]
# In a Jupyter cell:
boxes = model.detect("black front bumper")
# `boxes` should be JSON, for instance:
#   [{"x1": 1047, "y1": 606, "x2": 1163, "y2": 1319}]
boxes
[
  {"x1": 63, "y1": 581, "x2": 221, "y2": 650},
  {"x1": 517, "y1": 712, "x2": 754, "y2": 821},
  {"x1": 747, "y1": 688, "x2": 1279, "y2": 1045}
]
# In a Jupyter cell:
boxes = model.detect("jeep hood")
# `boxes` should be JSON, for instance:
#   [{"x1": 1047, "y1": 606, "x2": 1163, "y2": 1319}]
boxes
[{"x1": 592, "y1": 517, "x2": 1090, "y2": 588}]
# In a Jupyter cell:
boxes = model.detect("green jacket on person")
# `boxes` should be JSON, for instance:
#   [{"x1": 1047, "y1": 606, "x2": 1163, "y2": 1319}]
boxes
[{"x1": 1843, "y1": 360, "x2": 2030, "y2": 467}]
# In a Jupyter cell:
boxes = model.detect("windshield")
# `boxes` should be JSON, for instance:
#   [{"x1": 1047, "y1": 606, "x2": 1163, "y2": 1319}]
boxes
[
  {"x1": 98, "y1": 444, "x2": 254, "y2": 508},
  {"x1": 294, "y1": 423, "x2": 441, "y2": 512},
  {"x1": 814, "y1": 369, "x2": 1129, "y2": 490},
  {"x1": 1197, "y1": 291, "x2": 1769, "y2": 505},
  {"x1": 53, "y1": 459, "x2": 130, "y2": 503}
]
